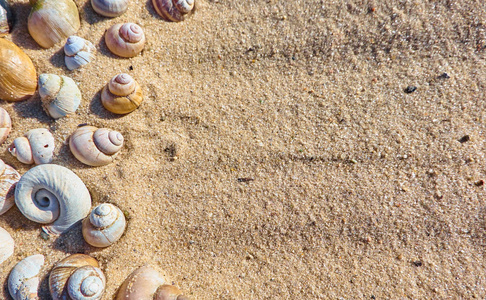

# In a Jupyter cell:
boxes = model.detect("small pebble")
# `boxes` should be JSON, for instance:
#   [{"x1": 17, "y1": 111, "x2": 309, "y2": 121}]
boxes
[
  {"x1": 458, "y1": 135, "x2": 470, "y2": 143},
  {"x1": 438, "y1": 72, "x2": 450, "y2": 79},
  {"x1": 404, "y1": 86, "x2": 417, "y2": 94}
]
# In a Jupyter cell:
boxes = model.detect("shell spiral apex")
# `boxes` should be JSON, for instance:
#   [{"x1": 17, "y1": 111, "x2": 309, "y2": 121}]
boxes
[
  {"x1": 101, "y1": 73, "x2": 143, "y2": 114},
  {"x1": 64, "y1": 36, "x2": 95, "y2": 70},
  {"x1": 0, "y1": 227, "x2": 14, "y2": 265},
  {"x1": 8, "y1": 128, "x2": 55, "y2": 165},
  {"x1": 152, "y1": 0, "x2": 195, "y2": 22},
  {"x1": 0, "y1": 158, "x2": 21, "y2": 215},
  {"x1": 91, "y1": 0, "x2": 129, "y2": 17},
  {"x1": 105, "y1": 23, "x2": 145, "y2": 58},
  {"x1": 39, "y1": 74, "x2": 82, "y2": 119},
  {"x1": 8, "y1": 254, "x2": 44, "y2": 300},
  {"x1": 82, "y1": 203, "x2": 127, "y2": 247}
]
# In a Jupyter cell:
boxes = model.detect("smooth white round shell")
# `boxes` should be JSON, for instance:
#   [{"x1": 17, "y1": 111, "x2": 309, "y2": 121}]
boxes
[
  {"x1": 0, "y1": 159, "x2": 21, "y2": 215},
  {"x1": 64, "y1": 36, "x2": 95, "y2": 71},
  {"x1": 8, "y1": 128, "x2": 55, "y2": 165},
  {"x1": 38, "y1": 74, "x2": 82, "y2": 119},
  {"x1": 91, "y1": 0, "x2": 129, "y2": 17},
  {"x1": 8, "y1": 254, "x2": 44, "y2": 300},
  {"x1": 82, "y1": 203, "x2": 126, "y2": 247},
  {"x1": 0, "y1": 227, "x2": 14, "y2": 265}
]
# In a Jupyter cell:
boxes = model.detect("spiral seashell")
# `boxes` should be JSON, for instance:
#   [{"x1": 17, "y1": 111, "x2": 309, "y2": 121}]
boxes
[
  {"x1": 38, "y1": 74, "x2": 82, "y2": 119},
  {"x1": 0, "y1": 107, "x2": 11, "y2": 145},
  {"x1": 8, "y1": 128, "x2": 55, "y2": 165},
  {"x1": 91, "y1": 0, "x2": 128, "y2": 17},
  {"x1": 116, "y1": 266, "x2": 189, "y2": 300},
  {"x1": 64, "y1": 36, "x2": 95, "y2": 71},
  {"x1": 69, "y1": 125, "x2": 124, "y2": 167},
  {"x1": 0, "y1": 39, "x2": 37, "y2": 102},
  {"x1": 28, "y1": 0, "x2": 80, "y2": 48},
  {"x1": 82, "y1": 203, "x2": 126, "y2": 247},
  {"x1": 0, "y1": 0, "x2": 14, "y2": 37},
  {"x1": 49, "y1": 254, "x2": 106, "y2": 300},
  {"x1": 8, "y1": 254, "x2": 44, "y2": 300},
  {"x1": 0, "y1": 159, "x2": 20, "y2": 215},
  {"x1": 152, "y1": 0, "x2": 195, "y2": 22},
  {"x1": 14, "y1": 164, "x2": 91, "y2": 235},
  {"x1": 101, "y1": 73, "x2": 143, "y2": 114},
  {"x1": 0, "y1": 227, "x2": 14, "y2": 265},
  {"x1": 105, "y1": 23, "x2": 145, "y2": 58}
]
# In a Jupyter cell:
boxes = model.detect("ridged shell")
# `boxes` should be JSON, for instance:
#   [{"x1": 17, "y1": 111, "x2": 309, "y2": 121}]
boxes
[
  {"x1": 38, "y1": 74, "x2": 82, "y2": 119},
  {"x1": 82, "y1": 203, "x2": 126, "y2": 247},
  {"x1": 28, "y1": 0, "x2": 81, "y2": 48},
  {"x1": 0, "y1": 0, "x2": 14, "y2": 37},
  {"x1": 152, "y1": 0, "x2": 195, "y2": 22},
  {"x1": 105, "y1": 23, "x2": 145, "y2": 58},
  {"x1": 0, "y1": 227, "x2": 14, "y2": 265},
  {"x1": 8, "y1": 254, "x2": 44, "y2": 300},
  {"x1": 8, "y1": 128, "x2": 55, "y2": 165},
  {"x1": 0, "y1": 107, "x2": 11, "y2": 144},
  {"x1": 64, "y1": 36, "x2": 95, "y2": 71},
  {"x1": 49, "y1": 254, "x2": 106, "y2": 300},
  {"x1": 0, "y1": 159, "x2": 20, "y2": 215},
  {"x1": 69, "y1": 125, "x2": 124, "y2": 167},
  {"x1": 101, "y1": 73, "x2": 143, "y2": 114},
  {"x1": 91, "y1": 0, "x2": 128, "y2": 17},
  {"x1": 14, "y1": 164, "x2": 92, "y2": 235},
  {"x1": 0, "y1": 39, "x2": 37, "y2": 101}
]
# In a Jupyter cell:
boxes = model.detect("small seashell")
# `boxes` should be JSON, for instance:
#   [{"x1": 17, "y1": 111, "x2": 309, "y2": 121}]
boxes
[
  {"x1": 15, "y1": 164, "x2": 91, "y2": 235},
  {"x1": 64, "y1": 36, "x2": 95, "y2": 71},
  {"x1": 101, "y1": 73, "x2": 143, "y2": 114},
  {"x1": 105, "y1": 23, "x2": 145, "y2": 58},
  {"x1": 91, "y1": 0, "x2": 129, "y2": 17},
  {"x1": 8, "y1": 128, "x2": 55, "y2": 165},
  {"x1": 0, "y1": 159, "x2": 20, "y2": 215},
  {"x1": 0, "y1": 227, "x2": 14, "y2": 265},
  {"x1": 69, "y1": 125, "x2": 124, "y2": 167},
  {"x1": 38, "y1": 74, "x2": 82, "y2": 119},
  {"x1": 82, "y1": 203, "x2": 126, "y2": 247},
  {"x1": 152, "y1": 0, "x2": 195, "y2": 22},
  {"x1": 49, "y1": 254, "x2": 106, "y2": 300},
  {"x1": 0, "y1": 107, "x2": 11, "y2": 144},
  {"x1": 0, "y1": 0, "x2": 14, "y2": 37},
  {"x1": 8, "y1": 254, "x2": 44, "y2": 300}
]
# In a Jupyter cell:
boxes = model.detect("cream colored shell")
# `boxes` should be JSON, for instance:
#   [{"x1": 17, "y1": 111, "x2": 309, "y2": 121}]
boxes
[
  {"x1": 0, "y1": 107, "x2": 11, "y2": 145},
  {"x1": 101, "y1": 73, "x2": 143, "y2": 114},
  {"x1": 82, "y1": 203, "x2": 126, "y2": 247},
  {"x1": 0, "y1": 226, "x2": 14, "y2": 265},
  {"x1": 152, "y1": 0, "x2": 195, "y2": 22},
  {"x1": 91, "y1": 0, "x2": 129, "y2": 17},
  {"x1": 105, "y1": 23, "x2": 145, "y2": 58},
  {"x1": 8, "y1": 128, "x2": 55, "y2": 165},
  {"x1": 0, "y1": 159, "x2": 21, "y2": 215},
  {"x1": 38, "y1": 74, "x2": 82, "y2": 119},
  {"x1": 8, "y1": 254, "x2": 44, "y2": 300}
]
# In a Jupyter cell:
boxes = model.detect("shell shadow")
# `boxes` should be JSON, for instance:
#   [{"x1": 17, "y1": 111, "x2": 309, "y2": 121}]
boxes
[
  {"x1": 37, "y1": 273, "x2": 51, "y2": 299},
  {"x1": 80, "y1": 0, "x2": 105, "y2": 25},
  {"x1": 49, "y1": 47, "x2": 66, "y2": 69},
  {"x1": 12, "y1": 95, "x2": 52, "y2": 124},
  {"x1": 145, "y1": 0, "x2": 164, "y2": 20},
  {"x1": 1, "y1": 206, "x2": 40, "y2": 233},
  {"x1": 89, "y1": 89, "x2": 125, "y2": 120},
  {"x1": 51, "y1": 221, "x2": 89, "y2": 253},
  {"x1": 9, "y1": 2, "x2": 41, "y2": 50}
]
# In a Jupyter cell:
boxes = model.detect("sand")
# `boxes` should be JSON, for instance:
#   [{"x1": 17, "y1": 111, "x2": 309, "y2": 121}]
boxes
[{"x1": 0, "y1": 0, "x2": 486, "y2": 298}]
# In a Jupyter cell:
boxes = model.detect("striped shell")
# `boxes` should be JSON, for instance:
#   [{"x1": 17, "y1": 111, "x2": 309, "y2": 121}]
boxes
[
  {"x1": 91, "y1": 0, "x2": 128, "y2": 17},
  {"x1": 101, "y1": 73, "x2": 143, "y2": 114},
  {"x1": 8, "y1": 254, "x2": 44, "y2": 300},
  {"x1": 0, "y1": 159, "x2": 20, "y2": 215},
  {"x1": 8, "y1": 128, "x2": 55, "y2": 165},
  {"x1": 152, "y1": 0, "x2": 195, "y2": 22},
  {"x1": 64, "y1": 36, "x2": 95, "y2": 71},
  {"x1": 82, "y1": 203, "x2": 126, "y2": 247},
  {"x1": 38, "y1": 74, "x2": 82, "y2": 119},
  {"x1": 105, "y1": 23, "x2": 145, "y2": 58}
]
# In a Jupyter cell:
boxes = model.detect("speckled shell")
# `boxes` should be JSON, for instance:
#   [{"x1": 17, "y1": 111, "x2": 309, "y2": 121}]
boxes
[
  {"x1": 0, "y1": 227, "x2": 13, "y2": 265},
  {"x1": 91, "y1": 0, "x2": 128, "y2": 17},
  {"x1": 0, "y1": 0, "x2": 14, "y2": 37},
  {"x1": 0, "y1": 39, "x2": 37, "y2": 102},
  {"x1": 15, "y1": 164, "x2": 91, "y2": 235},
  {"x1": 49, "y1": 254, "x2": 105, "y2": 300},
  {"x1": 82, "y1": 203, "x2": 126, "y2": 247},
  {"x1": 28, "y1": 0, "x2": 80, "y2": 48},
  {"x1": 0, "y1": 107, "x2": 11, "y2": 144},
  {"x1": 152, "y1": 0, "x2": 195, "y2": 22},
  {"x1": 0, "y1": 159, "x2": 20, "y2": 215},
  {"x1": 38, "y1": 74, "x2": 81, "y2": 119},
  {"x1": 8, "y1": 128, "x2": 55, "y2": 165},
  {"x1": 64, "y1": 36, "x2": 95, "y2": 71},
  {"x1": 69, "y1": 125, "x2": 124, "y2": 167},
  {"x1": 8, "y1": 254, "x2": 44, "y2": 300},
  {"x1": 101, "y1": 73, "x2": 143, "y2": 114},
  {"x1": 105, "y1": 23, "x2": 145, "y2": 58}
]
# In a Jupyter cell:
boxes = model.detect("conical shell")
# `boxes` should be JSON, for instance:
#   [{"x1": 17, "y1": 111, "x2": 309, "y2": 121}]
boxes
[
  {"x1": 152, "y1": 0, "x2": 195, "y2": 22},
  {"x1": 101, "y1": 73, "x2": 143, "y2": 114},
  {"x1": 0, "y1": 0, "x2": 14, "y2": 37},
  {"x1": 0, "y1": 159, "x2": 20, "y2": 215},
  {"x1": 105, "y1": 23, "x2": 145, "y2": 58},
  {"x1": 64, "y1": 36, "x2": 95, "y2": 71},
  {"x1": 0, "y1": 227, "x2": 13, "y2": 265},
  {"x1": 0, "y1": 107, "x2": 11, "y2": 145},
  {"x1": 8, "y1": 254, "x2": 44, "y2": 300},
  {"x1": 8, "y1": 128, "x2": 55, "y2": 165},
  {"x1": 38, "y1": 74, "x2": 82, "y2": 119},
  {"x1": 91, "y1": 0, "x2": 129, "y2": 17},
  {"x1": 82, "y1": 203, "x2": 126, "y2": 247}
]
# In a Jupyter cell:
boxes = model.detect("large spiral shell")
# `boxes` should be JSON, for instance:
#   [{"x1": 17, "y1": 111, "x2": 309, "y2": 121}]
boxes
[
  {"x1": 152, "y1": 0, "x2": 195, "y2": 22},
  {"x1": 14, "y1": 164, "x2": 92, "y2": 235},
  {"x1": 0, "y1": 226, "x2": 14, "y2": 265},
  {"x1": 8, "y1": 254, "x2": 44, "y2": 300},
  {"x1": 8, "y1": 128, "x2": 55, "y2": 165},
  {"x1": 64, "y1": 36, "x2": 95, "y2": 71},
  {"x1": 105, "y1": 23, "x2": 145, "y2": 58},
  {"x1": 38, "y1": 74, "x2": 82, "y2": 119},
  {"x1": 91, "y1": 0, "x2": 128, "y2": 17},
  {"x1": 101, "y1": 73, "x2": 143, "y2": 114},
  {"x1": 0, "y1": 159, "x2": 21, "y2": 215}
]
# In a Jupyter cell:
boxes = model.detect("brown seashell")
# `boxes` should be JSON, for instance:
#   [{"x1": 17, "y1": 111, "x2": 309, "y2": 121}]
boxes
[
  {"x1": 152, "y1": 0, "x2": 195, "y2": 22},
  {"x1": 105, "y1": 23, "x2": 145, "y2": 58},
  {"x1": 101, "y1": 73, "x2": 143, "y2": 114}
]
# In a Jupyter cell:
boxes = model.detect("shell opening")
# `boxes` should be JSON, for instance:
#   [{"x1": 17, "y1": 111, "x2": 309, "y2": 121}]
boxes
[{"x1": 119, "y1": 23, "x2": 143, "y2": 43}]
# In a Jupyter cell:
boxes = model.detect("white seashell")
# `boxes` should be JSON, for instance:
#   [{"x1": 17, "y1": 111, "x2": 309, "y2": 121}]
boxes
[
  {"x1": 0, "y1": 107, "x2": 11, "y2": 144},
  {"x1": 64, "y1": 36, "x2": 95, "y2": 71},
  {"x1": 0, "y1": 158, "x2": 21, "y2": 215},
  {"x1": 69, "y1": 125, "x2": 124, "y2": 167},
  {"x1": 14, "y1": 164, "x2": 91, "y2": 235},
  {"x1": 91, "y1": 0, "x2": 129, "y2": 17},
  {"x1": 0, "y1": 227, "x2": 14, "y2": 265},
  {"x1": 49, "y1": 254, "x2": 106, "y2": 300},
  {"x1": 82, "y1": 203, "x2": 126, "y2": 247},
  {"x1": 38, "y1": 74, "x2": 82, "y2": 119},
  {"x1": 8, "y1": 128, "x2": 55, "y2": 165},
  {"x1": 8, "y1": 254, "x2": 44, "y2": 300},
  {"x1": 105, "y1": 23, "x2": 145, "y2": 58}
]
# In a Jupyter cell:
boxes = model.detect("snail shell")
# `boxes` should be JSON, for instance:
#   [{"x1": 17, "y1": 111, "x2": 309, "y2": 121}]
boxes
[
  {"x1": 64, "y1": 36, "x2": 95, "y2": 71},
  {"x1": 0, "y1": 0, "x2": 14, "y2": 37},
  {"x1": 8, "y1": 128, "x2": 55, "y2": 165},
  {"x1": 0, "y1": 107, "x2": 11, "y2": 144},
  {"x1": 0, "y1": 39, "x2": 37, "y2": 101},
  {"x1": 91, "y1": 0, "x2": 129, "y2": 17},
  {"x1": 0, "y1": 227, "x2": 14, "y2": 265},
  {"x1": 49, "y1": 254, "x2": 106, "y2": 300},
  {"x1": 82, "y1": 203, "x2": 126, "y2": 247},
  {"x1": 101, "y1": 73, "x2": 143, "y2": 114},
  {"x1": 152, "y1": 0, "x2": 195, "y2": 22},
  {"x1": 28, "y1": 0, "x2": 81, "y2": 48},
  {"x1": 105, "y1": 23, "x2": 145, "y2": 58},
  {"x1": 0, "y1": 159, "x2": 20, "y2": 215},
  {"x1": 14, "y1": 164, "x2": 91, "y2": 235},
  {"x1": 8, "y1": 254, "x2": 44, "y2": 300},
  {"x1": 69, "y1": 125, "x2": 124, "y2": 167},
  {"x1": 38, "y1": 74, "x2": 82, "y2": 119}
]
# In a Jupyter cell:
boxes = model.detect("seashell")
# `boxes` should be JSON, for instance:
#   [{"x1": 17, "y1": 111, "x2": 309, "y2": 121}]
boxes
[
  {"x1": 116, "y1": 266, "x2": 189, "y2": 300},
  {"x1": 0, "y1": 39, "x2": 37, "y2": 102},
  {"x1": 28, "y1": 0, "x2": 81, "y2": 48},
  {"x1": 105, "y1": 23, "x2": 145, "y2": 58},
  {"x1": 91, "y1": 0, "x2": 129, "y2": 17},
  {"x1": 14, "y1": 164, "x2": 91, "y2": 235},
  {"x1": 0, "y1": 0, "x2": 14, "y2": 37},
  {"x1": 0, "y1": 107, "x2": 11, "y2": 144},
  {"x1": 8, "y1": 254, "x2": 44, "y2": 300},
  {"x1": 82, "y1": 203, "x2": 126, "y2": 247},
  {"x1": 38, "y1": 74, "x2": 82, "y2": 119},
  {"x1": 152, "y1": 0, "x2": 195, "y2": 22},
  {"x1": 49, "y1": 254, "x2": 106, "y2": 300},
  {"x1": 101, "y1": 73, "x2": 143, "y2": 114},
  {"x1": 0, "y1": 159, "x2": 20, "y2": 215},
  {"x1": 8, "y1": 128, "x2": 55, "y2": 165},
  {"x1": 69, "y1": 125, "x2": 124, "y2": 167},
  {"x1": 64, "y1": 36, "x2": 95, "y2": 71},
  {"x1": 0, "y1": 227, "x2": 14, "y2": 265}
]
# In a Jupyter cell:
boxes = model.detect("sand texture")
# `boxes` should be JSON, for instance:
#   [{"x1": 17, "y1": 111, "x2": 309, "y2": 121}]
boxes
[{"x1": 0, "y1": 0, "x2": 486, "y2": 298}]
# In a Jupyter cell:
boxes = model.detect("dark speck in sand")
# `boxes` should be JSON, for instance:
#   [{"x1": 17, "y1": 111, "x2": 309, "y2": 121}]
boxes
[{"x1": 404, "y1": 86, "x2": 417, "y2": 94}]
